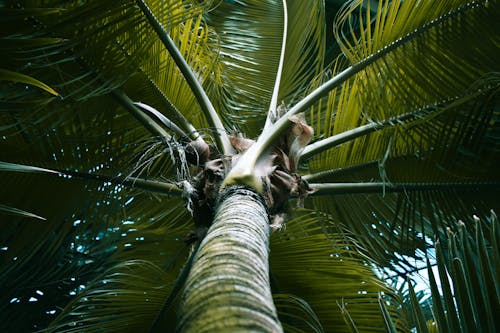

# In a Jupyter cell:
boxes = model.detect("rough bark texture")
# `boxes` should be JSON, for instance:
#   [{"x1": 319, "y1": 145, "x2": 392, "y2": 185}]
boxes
[{"x1": 178, "y1": 186, "x2": 283, "y2": 332}]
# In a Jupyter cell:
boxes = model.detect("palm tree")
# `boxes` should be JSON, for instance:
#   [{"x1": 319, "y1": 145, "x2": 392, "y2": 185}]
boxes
[{"x1": 1, "y1": 0, "x2": 499, "y2": 332}]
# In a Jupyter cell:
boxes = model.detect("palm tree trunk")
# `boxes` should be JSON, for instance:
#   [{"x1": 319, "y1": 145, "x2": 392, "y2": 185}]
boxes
[{"x1": 178, "y1": 186, "x2": 283, "y2": 332}]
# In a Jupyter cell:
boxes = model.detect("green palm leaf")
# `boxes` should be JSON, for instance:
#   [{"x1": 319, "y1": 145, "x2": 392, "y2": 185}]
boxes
[
  {"x1": 375, "y1": 211, "x2": 500, "y2": 332},
  {"x1": 0, "y1": 204, "x2": 46, "y2": 221},
  {"x1": 0, "y1": 69, "x2": 59, "y2": 96},
  {"x1": 205, "y1": 0, "x2": 326, "y2": 134},
  {"x1": 270, "y1": 211, "x2": 407, "y2": 332},
  {"x1": 302, "y1": 0, "x2": 500, "y2": 267},
  {"x1": 0, "y1": 168, "x2": 191, "y2": 331},
  {"x1": 308, "y1": 0, "x2": 498, "y2": 168},
  {"x1": 1, "y1": 0, "x2": 498, "y2": 331},
  {"x1": 0, "y1": 2, "x2": 213, "y2": 330},
  {"x1": 45, "y1": 260, "x2": 176, "y2": 333}
]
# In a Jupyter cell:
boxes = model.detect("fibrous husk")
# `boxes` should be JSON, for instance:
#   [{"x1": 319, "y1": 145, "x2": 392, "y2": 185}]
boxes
[
  {"x1": 186, "y1": 110, "x2": 314, "y2": 234},
  {"x1": 264, "y1": 112, "x2": 315, "y2": 219},
  {"x1": 185, "y1": 137, "x2": 210, "y2": 165}
]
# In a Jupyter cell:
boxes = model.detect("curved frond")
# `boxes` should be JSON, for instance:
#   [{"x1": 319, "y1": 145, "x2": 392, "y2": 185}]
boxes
[
  {"x1": 273, "y1": 294, "x2": 324, "y2": 333},
  {"x1": 0, "y1": 167, "x2": 192, "y2": 331},
  {"x1": 1, "y1": 0, "x2": 498, "y2": 331},
  {"x1": 1, "y1": 1, "x2": 223, "y2": 141},
  {"x1": 0, "y1": 203, "x2": 46, "y2": 221},
  {"x1": 204, "y1": 0, "x2": 284, "y2": 132},
  {"x1": 205, "y1": 0, "x2": 326, "y2": 135},
  {"x1": 375, "y1": 211, "x2": 500, "y2": 332},
  {"x1": 1, "y1": 3, "x2": 212, "y2": 330},
  {"x1": 45, "y1": 260, "x2": 174, "y2": 333},
  {"x1": 301, "y1": 1, "x2": 499, "y2": 263},
  {"x1": 277, "y1": 1, "x2": 326, "y2": 109},
  {"x1": 309, "y1": 182, "x2": 499, "y2": 275},
  {"x1": 270, "y1": 211, "x2": 408, "y2": 332},
  {"x1": 0, "y1": 68, "x2": 59, "y2": 96},
  {"x1": 307, "y1": 0, "x2": 499, "y2": 170}
]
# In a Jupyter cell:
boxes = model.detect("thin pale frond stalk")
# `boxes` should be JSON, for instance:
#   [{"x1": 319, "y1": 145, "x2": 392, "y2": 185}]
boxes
[
  {"x1": 302, "y1": 160, "x2": 377, "y2": 181},
  {"x1": 302, "y1": 80, "x2": 498, "y2": 160},
  {"x1": 145, "y1": 78, "x2": 203, "y2": 141},
  {"x1": 303, "y1": 122, "x2": 378, "y2": 160},
  {"x1": 136, "y1": 0, "x2": 234, "y2": 155},
  {"x1": 337, "y1": 300, "x2": 361, "y2": 333},
  {"x1": 378, "y1": 294, "x2": 399, "y2": 333},
  {"x1": 264, "y1": 0, "x2": 288, "y2": 130},
  {"x1": 133, "y1": 102, "x2": 190, "y2": 140},
  {"x1": 53, "y1": 169, "x2": 182, "y2": 196},
  {"x1": 112, "y1": 89, "x2": 171, "y2": 140},
  {"x1": 178, "y1": 186, "x2": 283, "y2": 332},
  {"x1": 0, "y1": 161, "x2": 182, "y2": 196},
  {"x1": 301, "y1": 108, "x2": 421, "y2": 160},
  {"x1": 308, "y1": 182, "x2": 500, "y2": 196},
  {"x1": 0, "y1": 161, "x2": 60, "y2": 174},
  {"x1": 105, "y1": 175, "x2": 182, "y2": 196},
  {"x1": 0, "y1": 204, "x2": 46, "y2": 221}
]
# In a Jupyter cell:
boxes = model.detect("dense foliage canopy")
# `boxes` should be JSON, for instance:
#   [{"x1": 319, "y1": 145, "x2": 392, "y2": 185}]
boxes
[{"x1": 1, "y1": 0, "x2": 499, "y2": 332}]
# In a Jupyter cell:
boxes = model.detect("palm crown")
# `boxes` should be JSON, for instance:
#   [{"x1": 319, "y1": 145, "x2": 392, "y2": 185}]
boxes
[{"x1": 1, "y1": 0, "x2": 499, "y2": 332}]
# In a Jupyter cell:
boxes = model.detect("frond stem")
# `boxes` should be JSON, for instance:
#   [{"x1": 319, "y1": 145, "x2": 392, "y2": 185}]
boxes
[
  {"x1": 144, "y1": 78, "x2": 203, "y2": 141},
  {"x1": 302, "y1": 75, "x2": 499, "y2": 161},
  {"x1": 221, "y1": 1, "x2": 482, "y2": 191},
  {"x1": 114, "y1": 37, "x2": 202, "y2": 141},
  {"x1": 112, "y1": 89, "x2": 171, "y2": 140},
  {"x1": 264, "y1": 0, "x2": 288, "y2": 130},
  {"x1": 301, "y1": 109, "x2": 418, "y2": 160},
  {"x1": 302, "y1": 161, "x2": 377, "y2": 182},
  {"x1": 66, "y1": 170, "x2": 183, "y2": 196},
  {"x1": 136, "y1": 0, "x2": 234, "y2": 156},
  {"x1": 133, "y1": 102, "x2": 190, "y2": 141},
  {"x1": 1, "y1": 161, "x2": 182, "y2": 195},
  {"x1": 308, "y1": 181, "x2": 500, "y2": 196}
]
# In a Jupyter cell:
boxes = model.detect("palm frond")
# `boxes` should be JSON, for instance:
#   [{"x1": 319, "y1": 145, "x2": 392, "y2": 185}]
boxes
[
  {"x1": 309, "y1": 182, "x2": 499, "y2": 274},
  {"x1": 308, "y1": 75, "x2": 499, "y2": 177},
  {"x1": 203, "y1": 0, "x2": 283, "y2": 133},
  {"x1": 1, "y1": 161, "x2": 183, "y2": 196},
  {"x1": 112, "y1": 90, "x2": 173, "y2": 141},
  {"x1": 307, "y1": 0, "x2": 499, "y2": 170},
  {"x1": 1, "y1": 0, "x2": 498, "y2": 331},
  {"x1": 0, "y1": 1, "x2": 213, "y2": 99},
  {"x1": 1, "y1": 1, "x2": 223, "y2": 148},
  {"x1": 0, "y1": 174, "x2": 119, "y2": 331},
  {"x1": 308, "y1": 181, "x2": 500, "y2": 196},
  {"x1": 0, "y1": 68, "x2": 59, "y2": 96},
  {"x1": 45, "y1": 260, "x2": 175, "y2": 333},
  {"x1": 277, "y1": 1, "x2": 326, "y2": 108},
  {"x1": 270, "y1": 210, "x2": 408, "y2": 332},
  {"x1": 1, "y1": 36, "x2": 216, "y2": 183},
  {"x1": 303, "y1": 80, "x2": 499, "y2": 267},
  {"x1": 128, "y1": 7, "x2": 225, "y2": 147},
  {"x1": 301, "y1": 0, "x2": 499, "y2": 266},
  {"x1": 135, "y1": 0, "x2": 233, "y2": 155},
  {"x1": 273, "y1": 294, "x2": 324, "y2": 333},
  {"x1": 377, "y1": 294, "x2": 398, "y2": 333},
  {"x1": 0, "y1": 91, "x2": 166, "y2": 178},
  {"x1": 0, "y1": 167, "x2": 192, "y2": 332},
  {"x1": 205, "y1": 0, "x2": 326, "y2": 135},
  {"x1": 1, "y1": 4, "x2": 214, "y2": 329},
  {"x1": 374, "y1": 211, "x2": 500, "y2": 332}
]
